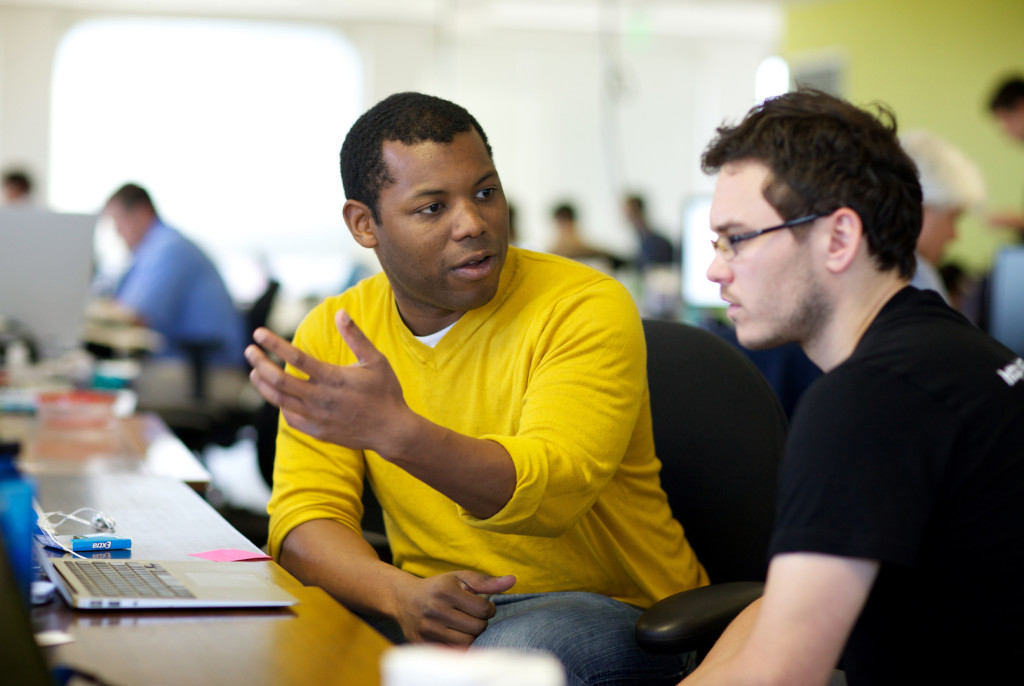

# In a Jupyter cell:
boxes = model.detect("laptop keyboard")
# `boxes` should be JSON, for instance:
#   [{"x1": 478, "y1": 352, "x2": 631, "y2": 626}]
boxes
[{"x1": 64, "y1": 560, "x2": 195, "y2": 599}]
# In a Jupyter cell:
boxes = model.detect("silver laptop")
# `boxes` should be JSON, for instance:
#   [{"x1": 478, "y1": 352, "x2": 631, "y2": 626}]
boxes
[{"x1": 35, "y1": 540, "x2": 298, "y2": 610}]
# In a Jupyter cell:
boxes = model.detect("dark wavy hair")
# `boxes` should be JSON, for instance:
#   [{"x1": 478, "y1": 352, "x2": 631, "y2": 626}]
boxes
[
  {"x1": 701, "y1": 89, "x2": 922, "y2": 279},
  {"x1": 989, "y1": 75, "x2": 1024, "y2": 112},
  {"x1": 340, "y1": 92, "x2": 493, "y2": 223},
  {"x1": 1, "y1": 169, "x2": 32, "y2": 195}
]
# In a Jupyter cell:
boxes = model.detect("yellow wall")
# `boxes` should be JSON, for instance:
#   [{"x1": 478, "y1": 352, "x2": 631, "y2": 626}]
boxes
[{"x1": 783, "y1": 0, "x2": 1024, "y2": 273}]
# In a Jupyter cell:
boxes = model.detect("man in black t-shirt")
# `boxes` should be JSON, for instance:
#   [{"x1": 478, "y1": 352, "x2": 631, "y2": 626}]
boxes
[{"x1": 679, "y1": 90, "x2": 1024, "y2": 686}]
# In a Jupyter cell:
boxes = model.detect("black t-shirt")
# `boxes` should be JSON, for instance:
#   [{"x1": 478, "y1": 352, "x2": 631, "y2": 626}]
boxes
[{"x1": 771, "y1": 287, "x2": 1024, "y2": 684}]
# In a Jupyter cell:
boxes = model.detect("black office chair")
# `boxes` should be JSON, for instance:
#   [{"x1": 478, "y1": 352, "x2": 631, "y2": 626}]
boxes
[
  {"x1": 635, "y1": 319, "x2": 788, "y2": 657},
  {"x1": 244, "y1": 279, "x2": 281, "y2": 350},
  {"x1": 184, "y1": 277, "x2": 280, "y2": 405}
]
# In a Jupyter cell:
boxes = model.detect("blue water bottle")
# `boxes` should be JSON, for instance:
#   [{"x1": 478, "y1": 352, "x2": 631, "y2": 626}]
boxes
[{"x1": 0, "y1": 441, "x2": 36, "y2": 605}]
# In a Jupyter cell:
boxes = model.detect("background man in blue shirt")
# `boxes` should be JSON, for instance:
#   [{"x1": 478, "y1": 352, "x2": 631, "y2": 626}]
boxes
[{"x1": 103, "y1": 182, "x2": 245, "y2": 367}]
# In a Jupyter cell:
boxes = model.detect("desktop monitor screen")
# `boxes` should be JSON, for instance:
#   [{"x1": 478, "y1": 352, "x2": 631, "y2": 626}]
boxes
[
  {"x1": 989, "y1": 246, "x2": 1024, "y2": 357},
  {"x1": 0, "y1": 209, "x2": 98, "y2": 359},
  {"x1": 681, "y1": 196, "x2": 726, "y2": 310}
]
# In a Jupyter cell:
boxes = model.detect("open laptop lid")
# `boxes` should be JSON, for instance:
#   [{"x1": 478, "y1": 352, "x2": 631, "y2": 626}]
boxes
[{"x1": 0, "y1": 528, "x2": 56, "y2": 685}]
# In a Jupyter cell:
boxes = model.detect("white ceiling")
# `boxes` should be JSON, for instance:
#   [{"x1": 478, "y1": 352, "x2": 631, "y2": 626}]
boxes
[{"x1": 0, "y1": 0, "x2": 824, "y2": 32}]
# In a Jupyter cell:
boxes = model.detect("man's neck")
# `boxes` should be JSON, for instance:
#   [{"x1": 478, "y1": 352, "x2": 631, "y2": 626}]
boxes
[{"x1": 803, "y1": 272, "x2": 908, "y2": 373}]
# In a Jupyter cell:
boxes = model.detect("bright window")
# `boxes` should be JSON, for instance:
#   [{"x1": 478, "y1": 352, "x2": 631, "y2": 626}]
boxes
[
  {"x1": 50, "y1": 18, "x2": 364, "y2": 302},
  {"x1": 755, "y1": 55, "x2": 790, "y2": 103}
]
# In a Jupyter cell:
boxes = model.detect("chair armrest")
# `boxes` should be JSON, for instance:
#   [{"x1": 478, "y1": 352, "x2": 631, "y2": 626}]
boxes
[{"x1": 635, "y1": 581, "x2": 763, "y2": 654}]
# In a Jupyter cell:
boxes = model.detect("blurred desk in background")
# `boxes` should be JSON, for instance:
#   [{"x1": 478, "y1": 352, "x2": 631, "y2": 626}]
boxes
[
  {"x1": 0, "y1": 411, "x2": 210, "y2": 492},
  {"x1": 82, "y1": 320, "x2": 163, "y2": 358},
  {"x1": 82, "y1": 298, "x2": 163, "y2": 358}
]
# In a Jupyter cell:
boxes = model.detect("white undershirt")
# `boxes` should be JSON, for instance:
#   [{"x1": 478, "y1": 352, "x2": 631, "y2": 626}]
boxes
[{"x1": 414, "y1": 321, "x2": 456, "y2": 348}]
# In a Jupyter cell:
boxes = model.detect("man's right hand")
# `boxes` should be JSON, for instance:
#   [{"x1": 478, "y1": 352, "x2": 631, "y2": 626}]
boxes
[{"x1": 394, "y1": 571, "x2": 516, "y2": 645}]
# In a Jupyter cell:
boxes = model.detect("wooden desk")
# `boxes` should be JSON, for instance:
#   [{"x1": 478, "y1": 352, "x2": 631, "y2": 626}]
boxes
[
  {"x1": 33, "y1": 473, "x2": 392, "y2": 685},
  {"x1": 47, "y1": 585, "x2": 389, "y2": 686},
  {"x1": 33, "y1": 474, "x2": 269, "y2": 565},
  {"x1": 0, "y1": 411, "x2": 211, "y2": 492}
]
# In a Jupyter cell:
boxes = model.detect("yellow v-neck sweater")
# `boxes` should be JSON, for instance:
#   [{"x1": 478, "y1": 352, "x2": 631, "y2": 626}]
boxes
[{"x1": 267, "y1": 247, "x2": 707, "y2": 607}]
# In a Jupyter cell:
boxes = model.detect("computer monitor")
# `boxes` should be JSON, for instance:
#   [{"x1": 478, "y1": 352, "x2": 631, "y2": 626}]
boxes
[
  {"x1": 0, "y1": 209, "x2": 99, "y2": 359},
  {"x1": 988, "y1": 245, "x2": 1024, "y2": 357},
  {"x1": 681, "y1": 195, "x2": 725, "y2": 310}
]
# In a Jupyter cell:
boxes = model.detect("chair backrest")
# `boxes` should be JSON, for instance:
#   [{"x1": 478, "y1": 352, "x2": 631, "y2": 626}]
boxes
[
  {"x1": 643, "y1": 319, "x2": 788, "y2": 584},
  {"x1": 246, "y1": 279, "x2": 281, "y2": 337}
]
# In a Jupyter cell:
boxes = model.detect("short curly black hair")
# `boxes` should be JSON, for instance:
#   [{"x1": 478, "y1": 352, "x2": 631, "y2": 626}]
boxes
[
  {"x1": 340, "y1": 92, "x2": 493, "y2": 223},
  {"x1": 702, "y1": 88, "x2": 922, "y2": 279}
]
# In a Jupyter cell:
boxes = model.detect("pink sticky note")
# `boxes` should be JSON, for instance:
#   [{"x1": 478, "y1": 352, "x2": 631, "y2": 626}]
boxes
[{"x1": 189, "y1": 549, "x2": 273, "y2": 562}]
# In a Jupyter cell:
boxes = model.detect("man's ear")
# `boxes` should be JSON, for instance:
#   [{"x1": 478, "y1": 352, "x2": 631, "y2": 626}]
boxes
[
  {"x1": 343, "y1": 199, "x2": 379, "y2": 249},
  {"x1": 822, "y1": 207, "x2": 864, "y2": 275}
]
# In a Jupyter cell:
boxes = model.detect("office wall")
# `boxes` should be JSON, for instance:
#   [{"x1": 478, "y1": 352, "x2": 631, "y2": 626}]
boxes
[
  {"x1": 0, "y1": 3, "x2": 780, "y2": 291},
  {"x1": 0, "y1": 7, "x2": 66, "y2": 203},
  {"x1": 783, "y1": 0, "x2": 1024, "y2": 273}
]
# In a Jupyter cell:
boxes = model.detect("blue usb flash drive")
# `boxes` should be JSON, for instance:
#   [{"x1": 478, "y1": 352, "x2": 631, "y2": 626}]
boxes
[{"x1": 67, "y1": 534, "x2": 132, "y2": 552}]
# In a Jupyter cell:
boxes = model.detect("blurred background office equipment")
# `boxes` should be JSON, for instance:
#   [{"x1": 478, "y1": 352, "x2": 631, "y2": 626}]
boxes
[
  {"x1": 3, "y1": 0, "x2": 790, "y2": 329},
  {"x1": 0, "y1": 209, "x2": 98, "y2": 360},
  {"x1": 987, "y1": 246, "x2": 1024, "y2": 357},
  {"x1": 3, "y1": 1, "x2": 1020, "y2": 299}
]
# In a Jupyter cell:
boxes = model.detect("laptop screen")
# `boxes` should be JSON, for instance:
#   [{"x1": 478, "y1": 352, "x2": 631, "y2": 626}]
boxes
[{"x1": 0, "y1": 526, "x2": 56, "y2": 685}]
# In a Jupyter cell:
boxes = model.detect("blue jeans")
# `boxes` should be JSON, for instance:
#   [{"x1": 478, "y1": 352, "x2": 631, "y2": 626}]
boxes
[{"x1": 369, "y1": 591, "x2": 696, "y2": 686}]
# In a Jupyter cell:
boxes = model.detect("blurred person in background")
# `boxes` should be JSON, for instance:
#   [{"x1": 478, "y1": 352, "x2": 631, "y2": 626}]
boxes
[
  {"x1": 900, "y1": 130, "x2": 986, "y2": 304},
  {"x1": 987, "y1": 75, "x2": 1024, "y2": 236},
  {"x1": 100, "y1": 182, "x2": 245, "y2": 367},
  {"x1": 623, "y1": 193, "x2": 676, "y2": 270},
  {"x1": 92, "y1": 183, "x2": 249, "y2": 413},
  {"x1": 548, "y1": 201, "x2": 624, "y2": 272},
  {"x1": 1, "y1": 168, "x2": 34, "y2": 206}
]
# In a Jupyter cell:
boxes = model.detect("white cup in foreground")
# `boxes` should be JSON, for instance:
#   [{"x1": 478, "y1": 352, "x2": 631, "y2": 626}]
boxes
[{"x1": 382, "y1": 645, "x2": 566, "y2": 686}]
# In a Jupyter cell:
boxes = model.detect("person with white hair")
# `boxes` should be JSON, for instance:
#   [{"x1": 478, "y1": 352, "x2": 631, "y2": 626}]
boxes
[{"x1": 900, "y1": 130, "x2": 986, "y2": 303}]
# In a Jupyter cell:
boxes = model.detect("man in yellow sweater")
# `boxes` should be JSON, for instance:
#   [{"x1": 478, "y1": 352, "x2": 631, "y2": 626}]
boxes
[{"x1": 246, "y1": 92, "x2": 705, "y2": 685}]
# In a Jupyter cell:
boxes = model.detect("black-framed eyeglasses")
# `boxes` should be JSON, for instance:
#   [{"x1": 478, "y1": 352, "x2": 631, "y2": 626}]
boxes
[{"x1": 711, "y1": 213, "x2": 824, "y2": 260}]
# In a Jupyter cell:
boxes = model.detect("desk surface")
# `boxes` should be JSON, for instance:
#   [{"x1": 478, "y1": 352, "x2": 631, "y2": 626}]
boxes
[
  {"x1": 33, "y1": 473, "x2": 391, "y2": 685},
  {"x1": 45, "y1": 585, "x2": 390, "y2": 686},
  {"x1": 0, "y1": 411, "x2": 211, "y2": 491},
  {"x1": 33, "y1": 473, "x2": 269, "y2": 564}
]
